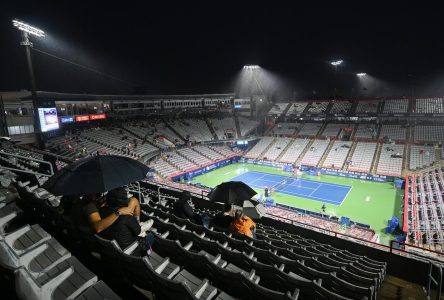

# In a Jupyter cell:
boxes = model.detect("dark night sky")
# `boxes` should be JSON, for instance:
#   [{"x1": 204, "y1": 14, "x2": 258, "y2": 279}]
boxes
[{"x1": 1, "y1": 1, "x2": 444, "y2": 99}]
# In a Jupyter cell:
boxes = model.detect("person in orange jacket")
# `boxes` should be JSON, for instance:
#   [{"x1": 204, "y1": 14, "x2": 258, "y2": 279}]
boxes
[{"x1": 230, "y1": 209, "x2": 256, "y2": 238}]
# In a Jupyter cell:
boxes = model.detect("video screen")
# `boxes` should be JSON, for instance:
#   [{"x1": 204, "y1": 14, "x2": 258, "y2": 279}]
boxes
[{"x1": 38, "y1": 107, "x2": 59, "y2": 132}]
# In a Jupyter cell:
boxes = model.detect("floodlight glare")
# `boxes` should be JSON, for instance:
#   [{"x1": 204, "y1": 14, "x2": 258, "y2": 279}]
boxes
[
  {"x1": 243, "y1": 65, "x2": 260, "y2": 69},
  {"x1": 12, "y1": 19, "x2": 45, "y2": 37},
  {"x1": 356, "y1": 73, "x2": 367, "y2": 77},
  {"x1": 330, "y1": 60, "x2": 343, "y2": 66}
]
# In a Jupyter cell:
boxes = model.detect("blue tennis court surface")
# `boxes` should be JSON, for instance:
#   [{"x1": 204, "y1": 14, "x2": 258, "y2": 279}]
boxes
[{"x1": 230, "y1": 171, "x2": 351, "y2": 205}]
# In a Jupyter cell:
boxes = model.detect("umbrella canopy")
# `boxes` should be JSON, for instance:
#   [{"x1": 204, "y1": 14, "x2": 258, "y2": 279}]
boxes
[
  {"x1": 243, "y1": 200, "x2": 266, "y2": 220},
  {"x1": 208, "y1": 181, "x2": 257, "y2": 206},
  {"x1": 42, "y1": 155, "x2": 151, "y2": 196}
]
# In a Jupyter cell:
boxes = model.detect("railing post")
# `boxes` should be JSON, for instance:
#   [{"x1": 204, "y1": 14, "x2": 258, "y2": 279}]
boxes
[{"x1": 435, "y1": 266, "x2": 442, "y2": 300}]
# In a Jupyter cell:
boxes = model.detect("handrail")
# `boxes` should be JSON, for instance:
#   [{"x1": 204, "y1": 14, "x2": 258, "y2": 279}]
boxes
[
  {"x1": 389, "y1": 240, "x2": 444, "y2": 263},
  {"x1": 0, "y1": 151, "x2": 54, "y2": 176},
  {"x1": 426, "y1": 263, "x2": 443, "y2": 300}
]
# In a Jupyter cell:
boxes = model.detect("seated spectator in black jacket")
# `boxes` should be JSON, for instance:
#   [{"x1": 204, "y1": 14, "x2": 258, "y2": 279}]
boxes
[
  {"x1": 99, "y1": 188, "x2": 154, "y2": 255},
  {"x1": 173, "y1": 191, "x2": 209, "y2": 227},
  {"x1": 173, "y1": 191, "x2": 195, "y2": 220},
  {"x1": 213, "y1": 203, "x2": 234, "y2": 229}
]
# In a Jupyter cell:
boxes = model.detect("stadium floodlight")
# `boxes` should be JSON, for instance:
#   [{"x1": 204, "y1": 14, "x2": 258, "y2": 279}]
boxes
[
  {"x1": 356, "y1": 73, "x2": 367, "y2": 77},
  {"x1": 12, "y1": 19, "x2": 45, "y2": 37},
  {"x1": 330, "y1": 60, "x2": 343, "y2": 66},
  {"x1": 12, "y1": 19, "x2": 46, "y2": 148},
  {"x1": 243, "y1": 65, "x2": 260, "y2": 69}
]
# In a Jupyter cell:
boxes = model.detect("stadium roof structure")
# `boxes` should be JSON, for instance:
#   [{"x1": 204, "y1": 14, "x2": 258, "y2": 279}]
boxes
[{"x1": 19, "y1": 91, "x2": 236, "y2": 102}]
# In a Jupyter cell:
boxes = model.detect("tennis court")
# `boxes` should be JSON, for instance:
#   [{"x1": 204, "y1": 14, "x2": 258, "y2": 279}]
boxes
[{"x1": 231, "y1": 170, "x2": 351, "y2": 205}]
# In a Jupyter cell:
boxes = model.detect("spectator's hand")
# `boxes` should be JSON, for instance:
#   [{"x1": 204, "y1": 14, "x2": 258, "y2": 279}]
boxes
[{"x1": 118, "y1": 207, "x2": 134, "y2": 216}]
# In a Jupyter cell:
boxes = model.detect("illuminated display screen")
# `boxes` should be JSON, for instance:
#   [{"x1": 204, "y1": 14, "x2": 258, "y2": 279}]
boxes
[
  {"x1": 60, "y1": 116, "x2": 75, "y2": 124},
  {"x1": 38, "y1": 107, "x2": 59, "y2": 132}
]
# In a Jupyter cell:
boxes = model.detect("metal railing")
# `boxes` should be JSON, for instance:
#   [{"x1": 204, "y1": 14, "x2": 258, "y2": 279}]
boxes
[
  {"x1": 0, "y1": 151, "x2": 54, "y2": 177},
  {"x1": 426, "y1": 263, "x2": 443, "y2": 300}
]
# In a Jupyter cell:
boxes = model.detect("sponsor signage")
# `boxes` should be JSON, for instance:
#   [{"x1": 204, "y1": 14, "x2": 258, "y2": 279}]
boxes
[
  {"x1": 89, "y1": 113, "x2": 106, "y2": 120},
  {"x1": 75, "y1": 115, "x2": 90, "y2": 122}
]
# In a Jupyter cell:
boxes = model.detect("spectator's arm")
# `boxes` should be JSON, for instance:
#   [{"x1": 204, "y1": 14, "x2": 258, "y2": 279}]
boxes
[{"x1": 88, "y1": 211, "x2": 119, "y2": 233}]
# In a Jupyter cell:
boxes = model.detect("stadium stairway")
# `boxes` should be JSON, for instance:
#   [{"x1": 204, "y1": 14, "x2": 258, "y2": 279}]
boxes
[
  {"x1": 276, "y1": 139, "x2": 296, "y2": 162},
  {"x1": 205, "y1": 118, "x2": 219, "y2": 140},
  {"x1": 258, "y1": 138, "x2": 277, "y2": 159},
  {"x1": 164, "y1": 119, "x2": 186, "y2": 142},
  {"x1": 234, "y1": 115, "x2": 242, "y2": 138},
  {"x1": 342, "y1": 141, "x2": 357, "y2": 171},
  {"x1": 120, "y1": 126, "x2": 158, "y2": 148},
  {"x1": 316, "y1": 123, "x2": 328, "y2": 138},
  {"x1": 377, "y1": 101, "x2": 385, "y2": 114},
  {"x1": 402, "y1": 144, "x2": 409, "y2": 177},
  {"x1": 317, "y1": 139, "x2": 335, "y2": 167},
  {"x1": 281, "y1": 103, "x2": 293, "y2": 118},
  {"x1": 349, "y1": 100, "x2": 358, "y2": 115},
  {"x1": 295, "y1": 139, "x2": 314, "y2": 165},
  {"x1": 370, "y1": 143, "x2": 382, "y2": 174}
]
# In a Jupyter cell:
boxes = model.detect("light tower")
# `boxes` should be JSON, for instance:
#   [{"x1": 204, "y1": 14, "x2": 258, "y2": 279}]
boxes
[{"x1": 12, "y1": 19, "x2": 45, "y2": 148}]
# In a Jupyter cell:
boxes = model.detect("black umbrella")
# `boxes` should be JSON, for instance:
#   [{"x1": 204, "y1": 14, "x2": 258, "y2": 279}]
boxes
[
  {"x1": 42, "y1": 155, "x2": 151, "y2": 196},
  {"x1": 207, "y1": 181, "x2": 257, "y2": 206}
]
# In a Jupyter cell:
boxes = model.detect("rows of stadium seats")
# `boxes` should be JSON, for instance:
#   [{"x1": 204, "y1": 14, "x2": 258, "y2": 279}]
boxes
[
  {"x1": 4, "y1": 168, "x2": 389, "y2": 299},
  {"x1": 354, "y1": 124, "x2": 378, "y2": 140},
  {"x1": 329, "y1": 102, "x2": 352, "y2": 114},
  {"x1": 209, "y1": 117, "x2": 237, "y2": 140},
  {"x1": 383, "y1": 99, "x2": 409, "y2": 113},
  {"x1": 244, "y1": 137, "x2": 275, "y2": 159},
  {"x1": 347, "y1": 143, "x2": 377, "y2": 173},
  {"x1": 194, "y1": 145, "x2": 224, "y2": 161},
  {"x1": 355, "y1": 101, "x2": 379, "y2": 114},
  {"x1": 150, "y1": 158, "x2": 181, "y2": 178},
  {"x1": 151, "y1": 145, "x2": 240, "y2": 178},
  {"x1": 268, "y1": 103, "x2": 290, "y2": 116},
  {"x1": 279, "y1": 139, "x2": 310, "y2": 164},
  {"x1": 307, "y1": 102, "x2": 329, "y2": 114},
  {"x1": 321, "y1": 123, "x2": 350, "y2": 137},
  {"x1": 271, "y1": 123, "x2": 299, "y2": 136},
  {"x1": 238, "y1": 116, "x2": 259, "y2": 137},
  {"x1": 168, "y1": 118, "x2": 214, "y2": 142},
  {"x1": 413, "y1": 125, "x2": 444, "y2": 142},
  {"x1": 178, "y1": 148, "x2": 212, "y2": 166},
  {"x1": 81, "y1": 128, "x2": 158, "y2": 158},
  {"x1": 262, "y1": 138, "x2": 292, "y2": 161},
  {"x1": 298, "y1": 123, "x2": 322, "y2": 136},
  {"x1": 300, "y1": 140, "x2": 329, "y2": 166},
  {"x1": 322, "y1": 141, "x2": 352, "y2": 169},
  {"x1": 409, "y1": 145, "x2": 436, "y2": 170},
  {"x1": 406, "y1": 170, "x2": 444, "y2": 250},
  {"x1": 285, "y1": 102, "x2": 308, "y2": 116},
  {"x1": 379, "y1": 125, "x2": 406, "y2": 141},
  {"x1": 376, "y1": 144, "x2": 404, "y2": 176},
  {"x1": 0, "y1": 172, "x2": 122, "y2": 300},
  {"x1": 139, "y1": 200, "x2": 387, "y2": 300},
  {"x1": 415, "y1": 98, "x2": 444, "y2": 114}
]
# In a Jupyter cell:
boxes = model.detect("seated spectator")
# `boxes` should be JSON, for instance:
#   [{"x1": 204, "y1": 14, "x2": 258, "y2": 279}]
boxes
[
  {"x1": 84, "y1": 187, "x2": 141, "y2": 234},
  {"x1": 99, "y1": 189, "x2": 154, "y2": 255},
  {"x1": 229, "y1": 209, "x2": 256, "y2": 238},
  {"x1": 173, "y1": 191, "x2": 209, "y2": 227},
  {"x1": 173, "y1": 191, "x2": 195, "y2": 220},
  {"x1": 213, "y1": 203, "x2": 234, "y2": 229}
]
